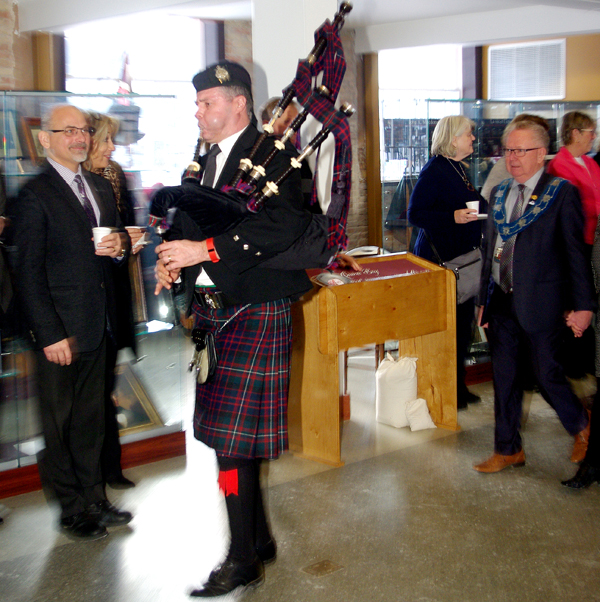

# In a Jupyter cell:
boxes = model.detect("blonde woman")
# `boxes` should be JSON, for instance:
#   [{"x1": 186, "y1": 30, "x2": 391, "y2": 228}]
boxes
[
  {"x1": 85, "y1": 111, "x2": 138, "y2": 489},
  {"x1": 408, "y1": 115, "x2": 484, "y2": 409}
]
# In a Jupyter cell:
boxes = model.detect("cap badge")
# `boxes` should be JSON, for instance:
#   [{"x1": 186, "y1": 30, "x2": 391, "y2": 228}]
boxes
[{"x1": 215, "y1": 66, "x2": 230, "y2": 84}]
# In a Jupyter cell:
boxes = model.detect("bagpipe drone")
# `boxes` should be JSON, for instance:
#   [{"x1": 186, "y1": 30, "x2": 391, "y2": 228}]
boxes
[{"x1": 149, "y1": 2, "x2": 354, "y2": 270}]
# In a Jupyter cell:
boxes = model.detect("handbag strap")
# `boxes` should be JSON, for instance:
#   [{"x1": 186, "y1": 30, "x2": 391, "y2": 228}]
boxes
[{"x1": 420, "y1": 229, "x2": 445, "y2": 267}]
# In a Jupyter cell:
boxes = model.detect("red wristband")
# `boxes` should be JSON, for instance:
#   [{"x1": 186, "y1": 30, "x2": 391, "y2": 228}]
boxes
[{"x1": 206, "y1": 238, "x2": 219, "y2": 263}]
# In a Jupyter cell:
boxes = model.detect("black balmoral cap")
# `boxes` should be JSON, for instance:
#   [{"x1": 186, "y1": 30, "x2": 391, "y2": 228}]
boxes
[{"x1": 192, "y1": 61, "x2": 252, "y2": 98}]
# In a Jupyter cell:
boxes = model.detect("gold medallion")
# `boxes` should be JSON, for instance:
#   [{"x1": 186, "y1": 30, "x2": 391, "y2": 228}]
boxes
[{"x1": 215, "y1": 66, "x2": 230, "y2": 84}]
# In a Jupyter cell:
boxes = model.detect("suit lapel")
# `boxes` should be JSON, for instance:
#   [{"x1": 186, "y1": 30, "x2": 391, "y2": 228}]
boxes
[
  {"x1": 44, "y1": 162, "x2": 93, "y2": 230},
  {"x1": 523, "y1": 171, "x2": 551, "y2": 216},
  {"x1": 215, "y1": 125, "x2": 259, "y2": 189}
]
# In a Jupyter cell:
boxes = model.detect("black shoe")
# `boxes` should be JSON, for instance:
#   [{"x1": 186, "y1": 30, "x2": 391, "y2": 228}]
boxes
[
  {"x1": 59, "y1": 512, "x2": 107, "y2": 541},
  {"x1": 464, "y1": 390, "x2": 481, "y2": 404},
  {"x1": 87, "y1": 500, "x2": 133, "y2": 527},
  {"x1": 106, "y1": 475, "x2": 136, "y2": 489},
  {"x1": 256, "y1": 539, "x2": 277, "y2": 565},
  {"x1": 189, "y1": 557, "x2": 264, "y2": 598},
  {"x1": 458, "y1": 390, "x2": 480, "y2": 406},
  {"x1": 561, "y1": 462, "x2": 600, "y2": 489}
]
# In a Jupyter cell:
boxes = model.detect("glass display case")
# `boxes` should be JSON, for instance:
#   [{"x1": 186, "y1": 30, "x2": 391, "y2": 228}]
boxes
[
  {"x1": 0, "y1": 91, "x2": 192, "y2": 476},
  {"x1": 381, "y1": 98, "x2": 600, "y2": 255},
  {"x1": 380, "y1": 98, "x2": 600, "y2": 367}
]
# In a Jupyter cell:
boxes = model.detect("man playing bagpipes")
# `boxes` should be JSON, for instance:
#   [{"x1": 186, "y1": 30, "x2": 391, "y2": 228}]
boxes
[
  {"x1": 153, "y1": 5, "x2": 354, "y2": 597},
  {"x1": 155, "y1": 62, "x2": 312, "y2": 597}
]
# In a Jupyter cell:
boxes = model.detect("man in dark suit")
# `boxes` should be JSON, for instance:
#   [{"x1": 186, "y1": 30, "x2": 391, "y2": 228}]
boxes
[
  {"x1": 9, "y1": 104, "x2": 132, "y2": 539},
  {"x1": 474, "y1": 119, "x2": 595, "y2": 474},
  {"x1": 155, "y1": 61, "x2": 313, "y2": 597}
]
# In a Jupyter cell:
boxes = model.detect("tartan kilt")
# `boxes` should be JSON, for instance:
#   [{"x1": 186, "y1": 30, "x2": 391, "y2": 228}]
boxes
[{"x1": 191, "y1": 297, "x2": 293, "y2": 459}]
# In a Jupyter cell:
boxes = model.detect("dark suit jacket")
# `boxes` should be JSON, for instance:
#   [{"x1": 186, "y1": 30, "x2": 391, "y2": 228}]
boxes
[
  {"x1": 0, "y1": 174, "x2": 13, "y2": 316},
  {"x1": 8, "y1": 161, "x2": 122, "y2": 353},
  {"x1": 180, "y1": 125, "x2": 313, "y2": 309},
  {"x1": 479, "y1": 170, "x2": 596, "y2": 333}
]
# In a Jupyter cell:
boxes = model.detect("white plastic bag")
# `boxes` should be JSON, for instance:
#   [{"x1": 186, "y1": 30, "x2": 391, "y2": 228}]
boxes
[
  {"x1": 406, "y1": 398, "x2": 437, "y2": 431},
  {"x1": 375, "y1": 354, "x2": 418, "y2": 428}
]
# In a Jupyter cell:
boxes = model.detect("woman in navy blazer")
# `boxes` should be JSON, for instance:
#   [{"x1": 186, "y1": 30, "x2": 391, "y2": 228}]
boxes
[{"x1": 408, "y1": 115, "x2": 484, "y2": 408}]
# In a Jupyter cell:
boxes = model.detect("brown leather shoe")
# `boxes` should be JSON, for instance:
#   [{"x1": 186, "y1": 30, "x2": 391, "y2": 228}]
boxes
[
  {"x1": 571, "y1": 419, "x2": 591, "y2": 463},
  {"x1": 473, "y1": 450, "x2": 526, "y2": 473}
]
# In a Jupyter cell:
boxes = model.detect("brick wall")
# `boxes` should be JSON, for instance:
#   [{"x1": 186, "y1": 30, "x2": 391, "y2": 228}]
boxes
[
  {"x1": 223, "y1": 20, "x2": 369, "y2": 249},
  {"x1": 0, "y1": 1, "x2": 34, "y2": 90},
  {"x1": 340, "y1": 28, "x2": 368, "y2": 249},
  {"x1": 224, "y1": 20, "x2": 254, "y2": 81},
  {"x1": 0, "y1": 0, "x2": 16, "y2": 89},
  {"x1": 12, "y1": 5, "x2": 34, "y2": 90}
]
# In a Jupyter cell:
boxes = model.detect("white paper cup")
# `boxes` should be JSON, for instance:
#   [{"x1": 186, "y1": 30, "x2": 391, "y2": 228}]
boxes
[
  {"x1": 466, "y1": 201, "x2": 479, "y2": 213},
  {"x1": 92, "y1": 227, "x2": 112, "y2": 249},
  {"x1": 126, "y1": 226, "x2": 147, "y2": 248}
]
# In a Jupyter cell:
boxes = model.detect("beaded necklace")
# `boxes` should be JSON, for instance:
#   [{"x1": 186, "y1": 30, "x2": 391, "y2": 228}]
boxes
[{"x1": 445, "y1": 157, "x2": 475, "y2": 191}]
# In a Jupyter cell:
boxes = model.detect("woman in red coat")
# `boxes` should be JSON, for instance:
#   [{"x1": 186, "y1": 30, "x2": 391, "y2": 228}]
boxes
[
  {"x1": 547, "y1": 111, "x2": 600, "y2": 256},
  {"x1": 547, "y1": 111, "x2": 600, "y2": 380}
]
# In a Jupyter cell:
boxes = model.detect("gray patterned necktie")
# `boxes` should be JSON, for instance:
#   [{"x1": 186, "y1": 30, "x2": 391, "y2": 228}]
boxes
[
  {"x1": 202, "y1": 144, "x2": 221, "y2": 188},
  {"x1": 499, "y1": 184, "x2": 526, "y2": 293},
  {"x1": 73, "y1": 175, "x2": 98, "y2": 228}
]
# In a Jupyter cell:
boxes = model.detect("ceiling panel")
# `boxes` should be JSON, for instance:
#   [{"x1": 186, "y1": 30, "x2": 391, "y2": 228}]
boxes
[{"x1": 16, "y1": 0, "x2": 600, "y2": 40}]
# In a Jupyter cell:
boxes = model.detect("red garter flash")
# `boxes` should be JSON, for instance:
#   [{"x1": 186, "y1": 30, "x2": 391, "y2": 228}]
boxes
[{"x1": 218, "y1": 469, "x2": 239, "y2": 496}]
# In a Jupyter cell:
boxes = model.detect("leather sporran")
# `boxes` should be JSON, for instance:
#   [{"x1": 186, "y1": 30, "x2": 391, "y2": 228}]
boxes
[
  {"x1": 188, "y1": 303, "x2": 250, "y2": 384},
  {"x1": 190, "y1": 328, "x2": 218, "y2": 384}
]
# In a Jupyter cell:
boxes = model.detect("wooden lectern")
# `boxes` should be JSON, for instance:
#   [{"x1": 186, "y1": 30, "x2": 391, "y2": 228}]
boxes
[{"x1": 288, "y1": 252, "x2": 458, "y2": 466}]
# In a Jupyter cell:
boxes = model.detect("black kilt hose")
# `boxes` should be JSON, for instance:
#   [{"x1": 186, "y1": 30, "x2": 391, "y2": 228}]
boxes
[{"x1": 192, "y1": 297, "x2": 293, "y2": 459}]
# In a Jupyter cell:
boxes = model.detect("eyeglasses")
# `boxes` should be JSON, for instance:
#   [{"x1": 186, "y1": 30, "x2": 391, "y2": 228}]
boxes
[
  {"x1": 503, "y1": 147, "x2": 541, "y2": 157},
  {"x1": 578, "y1": 128, "x2": 596, "y2": 135},
  {"x1": 47, "y1": 127, "x2": 96, "y2": 137}
]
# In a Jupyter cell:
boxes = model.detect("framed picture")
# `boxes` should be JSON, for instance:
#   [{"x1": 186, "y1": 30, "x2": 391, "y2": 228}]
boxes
[
  {"x1": 112, "y1": 362, "x2": 163, "y2": 436},
  {"x1": 20, "y1": 117, "x2": 45, "y2": 165},
  {"x1": 128, "y1": 254, "x2": 148, "y2": 324},
  {"x1": 1, "y1": 110, "x2": 23, "y2": 159}
]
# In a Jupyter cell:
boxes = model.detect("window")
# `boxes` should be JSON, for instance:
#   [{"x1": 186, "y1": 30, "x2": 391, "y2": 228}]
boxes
[
  {"x1": 65, "y1": 12, "x2": 206, "y2": 186},
  {"x1": 488, "y1": 39, "x2": 566, "y2": 101}
]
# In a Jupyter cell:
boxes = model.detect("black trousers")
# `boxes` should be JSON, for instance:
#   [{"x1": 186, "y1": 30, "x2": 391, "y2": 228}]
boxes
[
  {"x1": 456, "y1": 298, "x2": 475, "y2": 401},
  {"x1": 586, "y1": 392, "x2": 600, "y2": 468},
  {"x1": 35, "y1": 337, "x2": 107, "y2": 519},
  {"x1": 488, "y1": 288, "x2": 589, "y2": 456},
  {"x1": 101, "y1": 337, "x2": 124, "y2": 482}
]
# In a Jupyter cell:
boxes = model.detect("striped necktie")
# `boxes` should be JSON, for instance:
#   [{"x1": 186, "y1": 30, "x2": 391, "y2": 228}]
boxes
[
  {"x1": 499, "y1": 184, "x2": 526, "y2": 293},
  {"x1": 74, "y1": 175, "x2": 98, "y2": 227}
]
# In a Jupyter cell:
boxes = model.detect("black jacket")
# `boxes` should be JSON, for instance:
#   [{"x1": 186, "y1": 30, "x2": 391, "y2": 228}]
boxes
[
  {"x1": 180, "y1": 125, "x2": 313, "y2": 309},
  {"x1": 9, "y1": 162, "x2": 122, "y2": 352}
]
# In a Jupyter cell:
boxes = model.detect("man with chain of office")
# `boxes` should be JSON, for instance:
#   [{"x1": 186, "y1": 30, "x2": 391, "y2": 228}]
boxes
[{"x1": 474, "y1": 118, "x2": 595, "y2": 475}]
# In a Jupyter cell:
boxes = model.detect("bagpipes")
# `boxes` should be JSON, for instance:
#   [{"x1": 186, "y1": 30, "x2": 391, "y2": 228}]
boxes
[{"x1": 149, "y1": 2, "x2": 354, "y2": 270}]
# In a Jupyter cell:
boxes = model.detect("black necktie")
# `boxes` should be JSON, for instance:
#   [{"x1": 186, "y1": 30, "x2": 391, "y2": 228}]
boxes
[
  {"x1": 74, "y1": 175, "x2": 98, "y2": 227},
  {"x1": 499, "y1": 184, "x2": 526, "y2": 293},
  {"x1": 202, "y1": 144, "x2": 221, "y2": 188}
]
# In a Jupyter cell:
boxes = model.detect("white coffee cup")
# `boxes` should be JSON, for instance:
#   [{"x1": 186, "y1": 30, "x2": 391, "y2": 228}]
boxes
[
  {"x1": 125, "y1": 226, "x2": 147, "y2": 249},
  {"x1": 92, "y1": 227, "x2": 112, "y2": 249},
  {"x1": 466, "y1": 201, "x2": 479, "y2": 213}
]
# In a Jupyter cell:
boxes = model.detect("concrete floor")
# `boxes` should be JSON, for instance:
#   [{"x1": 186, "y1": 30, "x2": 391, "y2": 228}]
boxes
[{"x1": 1, "y1": 350, "x2": 599, "y2": 602}]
